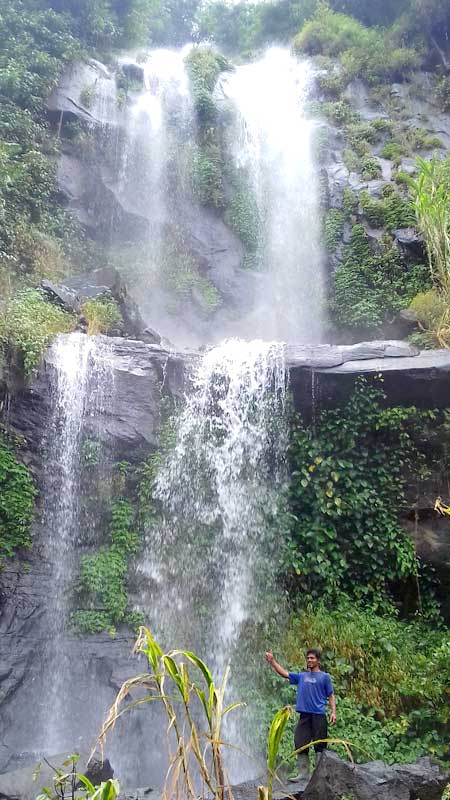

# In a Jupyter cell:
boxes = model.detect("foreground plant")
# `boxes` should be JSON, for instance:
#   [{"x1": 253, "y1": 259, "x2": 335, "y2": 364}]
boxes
[
  {"x1": 35, "y1": 754, "x2": 119, "y2": 800},
  {"x1": 96, "y1": 627, "x2": 243, "y2": 800}
]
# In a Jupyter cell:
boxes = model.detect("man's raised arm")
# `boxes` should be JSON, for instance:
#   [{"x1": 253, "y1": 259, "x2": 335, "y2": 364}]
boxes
[{"x1": 265, "y1": 650, "x2": 289, "y2": 679}]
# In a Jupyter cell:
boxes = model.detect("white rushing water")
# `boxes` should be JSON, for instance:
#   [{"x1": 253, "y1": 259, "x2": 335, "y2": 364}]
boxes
[
  {"x1": 115, "y1": 46, "x2": 324, "y2": 347},
  {"x1": 137, "y1": 338, "x2": 288, "y2": 777},
  {"x1": 40, "y1": 333, "x2": 114, "y2": 753},
  {"x1": 223, "y1": 48, "x2": 325, "y2": 342}
]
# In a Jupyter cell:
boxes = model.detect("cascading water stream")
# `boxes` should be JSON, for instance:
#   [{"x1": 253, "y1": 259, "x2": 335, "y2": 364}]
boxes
[
  {"x1": 114, "y1": 46, "x2": 324, "y2": 347},
  {"x1": 222, "y1": 49, "x2": 325, "y2": 342},
  {"x1": 137, "y1": 338, "x2": 288, "y2": 778},
  {"x1": 39, "y1": 333, "x2": 114, "y2": 753}
]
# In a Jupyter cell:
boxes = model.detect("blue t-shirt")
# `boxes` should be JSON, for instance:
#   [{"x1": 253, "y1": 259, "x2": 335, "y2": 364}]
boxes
[{"x1": 288, "y1": 670, "x2": 334, "y2": 714}]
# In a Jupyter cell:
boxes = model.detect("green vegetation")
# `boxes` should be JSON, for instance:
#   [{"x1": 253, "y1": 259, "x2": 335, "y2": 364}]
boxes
[
  {"x1": 286, "y1": 378, "x2": 429, "y2": 607},
  {"x1": 359, "y1": 186, "x2": 415, "y2": 231},
  {"x1": 82, "y1": 296, "x2": 122, "y2": 335},
  {"x1": 72, "y1": 494, "x2": 138, "y2": 636},
  {"x1": 324, "y1": 209, "x2": 344, "y2": 251},
  {"x1": 405, "y1": 156, "x2": 450, "y2": 347},
  {"x1": 224, "y1": 177, "x2": 260, "y2": 260},
  {"x1": 36, "y1": 752, "x2": 120, "y2": 800},
  {"x1": 0, "y1": 288, "x2": 76, "y2": 375},
  {"x1": 332, "y1": 225, "x2": 430, "y2": 330},
  {"x1": 360, "y1": 155, "x2": 382, "y2": 181},
  {"x1": 293, "y1": 5, "x2": 419, "y2": 85},
  {"x1": 184, "y1": 49, "x2": 232, "y2": 209},
  {"x1": 249, "y1": 602, "x2": 450, "y2": 768},
  {"x1": 0, "y1": 433, "x2": 36, "y2": 565}
]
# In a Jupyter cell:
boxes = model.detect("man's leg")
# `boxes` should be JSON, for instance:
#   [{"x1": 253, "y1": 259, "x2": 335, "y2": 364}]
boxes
[
  {"x1": 293, "y1": 713, "x2": 313, "y2": 780},
  {"x1": 311, "y1": 714, "x2": 328, "y2": 768}
]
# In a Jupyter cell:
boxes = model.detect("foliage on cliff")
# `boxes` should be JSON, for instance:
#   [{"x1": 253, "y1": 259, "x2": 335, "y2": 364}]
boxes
[
  {"x1": 242, "y1": 602, "x2": 450, "y2": 768},
  {"x1": 0, "y1": 288, "x2": 76, "y2": 374},
  {"x1": 0, "y1": 433, "x2": 36, "y2": 565},
  {"x1": 285, "y1": 377, "x2": 436, "y2": 610}
]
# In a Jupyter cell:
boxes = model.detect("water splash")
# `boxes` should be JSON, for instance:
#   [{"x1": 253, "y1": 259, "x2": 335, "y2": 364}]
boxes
[
  {"x1": 39, "y1": 333, "x2": 114, "y2": 753},
  {"x1": 137, "y1": 339, "x2": 288, "y2": 777},
  {"x1": 222, "y1": 48, "x2": 325, "y2": 342}
]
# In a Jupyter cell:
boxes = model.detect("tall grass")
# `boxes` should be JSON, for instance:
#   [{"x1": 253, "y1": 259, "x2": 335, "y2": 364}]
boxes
[
  {"x1": 405, "y1": 156, "x2": 450, "y2": 346},
  {"x1": 95, "y1": 627, "x2": 243, "y2": 800},
  {"x1": 406, "y1": 157, "x2": 450, "y2": 293}
]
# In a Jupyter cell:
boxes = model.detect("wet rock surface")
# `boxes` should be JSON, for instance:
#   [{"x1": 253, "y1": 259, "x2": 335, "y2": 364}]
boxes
[
  {"x1": 302, "y1": 751, "x2": 448, "y2": 800},
  {"x1": 2, "y1": 337, "x2": 450, "y2": 773}
]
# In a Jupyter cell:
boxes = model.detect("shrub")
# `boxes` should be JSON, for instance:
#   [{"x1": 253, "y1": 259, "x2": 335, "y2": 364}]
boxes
[
  {"x1": 81, "y1": 296, "x2": 122, "y2": 335},
  {"x1": 73, "y1": 497, "x2": 138, "y2": 635},
  {"x1": 405, "y1": 156, "x2": 450, "y2": 293},
  {"x1": 316, "y1": 70, "x2": 346, "y2": 96},
  {"x1": 0, "y1": 433, "x2": 36, "y2": 565},
  {"x1": 342, "y1": 187, "x2": 358, "y2": 218},
  {"x1": 0, "y1": 288, "x2": 76, "y2": 374},
  {"x1": 360, "y1": 187, "x2": 415, "y2": 231},
  {"x1": 408, "y1": 289, "x2": 450, "y2": 348},
  {"x1": 189, "y1": 142, "x2": 226, "y2": 208},
  {"x1": 361, "y1": 155, "x2": 382, "y2": 180},
  {"x1": 294, "y1": 6, "x2": 419, "y2": 85},
  {"x1": 333, "y1": 224, "x2": 430, "y2": 330},
  {"x1": 225, "y1": 181, "x2": 260, "y2": 255},
  {"x1": 324, "y1": 208, "x2": 345, "y2": 251},
  {"x1": 435, "y1": 76, "x2": 450, "y2": 112}
]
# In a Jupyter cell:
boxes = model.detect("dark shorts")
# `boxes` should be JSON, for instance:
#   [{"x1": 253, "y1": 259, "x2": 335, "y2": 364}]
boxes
[{"x1": 294, "y1": 712, "x2": 328, "y2": 753}]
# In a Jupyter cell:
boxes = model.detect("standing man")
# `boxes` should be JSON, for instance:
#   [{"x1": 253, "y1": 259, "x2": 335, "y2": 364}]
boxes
[{"x1": 265, "y1": 648, "x2": 336, "y2": 780}]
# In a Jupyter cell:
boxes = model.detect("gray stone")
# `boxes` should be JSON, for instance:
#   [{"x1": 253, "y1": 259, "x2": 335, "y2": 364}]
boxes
[
  {"x1": 47, "y1": 60, "x2": 117, "y2": 127},
  {"x1": 42, "y1": 268, "x2": 148, "y2": 339},
  {"x1": 302, "y1": 751, "x2": 448, "y2": 800},
  {"x1": 394, "y1": 227, "x2": 425, "y2": 258},
  {"x1": 120, "y1": 63, "x2": 145, "y2": 86}
]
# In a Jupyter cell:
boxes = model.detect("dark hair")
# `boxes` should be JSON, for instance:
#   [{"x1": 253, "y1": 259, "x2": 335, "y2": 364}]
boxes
[{"x1": 306, "y1": 648, "x2": 321, "y2": 661}]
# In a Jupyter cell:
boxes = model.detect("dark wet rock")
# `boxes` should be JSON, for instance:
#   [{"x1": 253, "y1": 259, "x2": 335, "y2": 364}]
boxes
[
  {"x1": 42, "y1": 268, "x2": 147, "y2": 339},
  {"x1": 141, "y1": 327, "x2": 162, "y2": 345},
  {"x1": 120, "y1": 63, "x2": 145, "y2": 86},
  {"x1": 394, "y1": 227, "x2": 425, "y2": 258},
  {"x1": 47, "y1": 60, "x2": 116, "y2": 127},
  {"x1": 286, "y1": 341, "x2": 450, "y2": 415},
  {"x1": 0, "y1": 754, "x2": 113, "y2": 800},
  {"x1": 302, "y1": 751, "x2": 448, "y2": 800}
]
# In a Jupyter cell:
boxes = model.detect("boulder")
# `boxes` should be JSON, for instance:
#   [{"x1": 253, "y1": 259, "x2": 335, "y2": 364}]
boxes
[
  {"x1": 47, "y1": 60, "x2": 117, "y2": 128},
  {"x1": 42, "y1": 268, "x2": 148, "y2": 339},
  {"x1": 394, "y1": 227, "x2": 425, "y2": 258},
  {"x1": 302, "y1": 751, "x2": 448, "y2": 800}
]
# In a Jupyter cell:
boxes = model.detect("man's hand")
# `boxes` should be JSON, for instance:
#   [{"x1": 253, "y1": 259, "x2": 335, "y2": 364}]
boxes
[
  {"x1": 265, "y1": 650, "x2": 275, "y2": 665},
  {"x1": 329, "y1": 711, "x2": 336, "y2": 725}
]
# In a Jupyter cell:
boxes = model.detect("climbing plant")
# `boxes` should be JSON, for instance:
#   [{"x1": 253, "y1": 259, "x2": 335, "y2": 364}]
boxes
[
  {"x1": 0, "y1": 433, "x2": 36, "y2": 565},
  {"x1": 285, "y1": 377, "x2": 434, "y2": 609}
]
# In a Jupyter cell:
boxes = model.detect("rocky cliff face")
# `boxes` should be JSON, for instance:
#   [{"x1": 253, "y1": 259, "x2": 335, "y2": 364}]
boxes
[
  {"x1": 0, "y1": 337, "x2": 186, "y2": 775},
  {"x1": 1, "y1": 336, "x2": 450, "y2": 776}
]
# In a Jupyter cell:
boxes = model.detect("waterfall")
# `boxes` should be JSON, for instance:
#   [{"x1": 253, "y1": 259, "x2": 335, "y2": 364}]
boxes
[
  {"x1": 223, "y1": 48, "x2": 325, "y2": 342},
  {"x1": 137, "y1": 339, "x2": 288, "y2": 778},
  {"x1": 114, "y1": 47, "x2": 324, "y2": 346},
  {"x1": 39, "y1": 333, "x2": 114, "y2": 753}
]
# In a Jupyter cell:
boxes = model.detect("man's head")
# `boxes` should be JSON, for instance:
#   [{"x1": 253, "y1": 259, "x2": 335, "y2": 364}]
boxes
[{"x1": 306, "y1": 648, "x2": 321, "y2": 670}]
